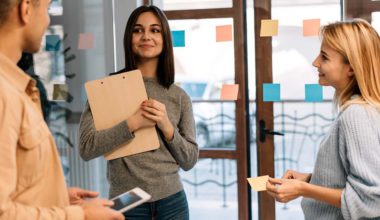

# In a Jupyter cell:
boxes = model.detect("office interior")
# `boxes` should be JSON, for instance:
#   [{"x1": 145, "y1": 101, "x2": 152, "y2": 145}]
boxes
[{"x1": 32, "y1": 0, "x2": 379, "y2": 219}]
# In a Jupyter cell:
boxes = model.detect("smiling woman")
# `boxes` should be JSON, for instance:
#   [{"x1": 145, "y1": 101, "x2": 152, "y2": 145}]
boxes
[
  {"x1": 131, "y1": 12, "x2": 163, "y2": 64},
  {"x1": 79, "y1": 5, "x2": 199, "y2": 220},
  {"x1": 266, "y1": 19, "x2": 380, "y2": 220},
  {"x1": 123, "y1": 5, "x2": 174, "y2": 88}
]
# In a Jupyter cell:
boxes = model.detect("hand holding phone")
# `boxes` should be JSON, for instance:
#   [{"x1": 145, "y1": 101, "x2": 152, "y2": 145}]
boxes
[
  {"x1": 82, "y1": 198, "x2": 124, "y2": 220},
  {"x1": 110, "y1": 187, "x2": 151, "y2": 213}
]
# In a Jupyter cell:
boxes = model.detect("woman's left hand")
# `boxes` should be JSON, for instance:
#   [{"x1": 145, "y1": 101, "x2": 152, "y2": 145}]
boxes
[
  {"x1": 266, "y1": 177, "x2": 304, "y2": 203},
  {"x1": 141, "y1": 99, "x2": 174, "y2": 141}
]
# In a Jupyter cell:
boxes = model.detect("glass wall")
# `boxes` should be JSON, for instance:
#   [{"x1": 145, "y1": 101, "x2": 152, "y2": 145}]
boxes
[
  {"x1": 271, "y1": 0, "x2": 340, "y2": 219},
  {"x1": 180, "y1": 159, "x2": 238, "y2": 219},
  {"x1": 167, "y1": 13, "x2": 240, "y2": 220},
  {"x1": 169, "y1": 18, "x2": 236, "y2": 149},
  {"x1": 32, "y1": 0, "x2": 115, "y2": 198}
]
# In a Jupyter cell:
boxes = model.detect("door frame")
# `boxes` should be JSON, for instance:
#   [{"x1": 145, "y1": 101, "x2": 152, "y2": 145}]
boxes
[
  {"x1": 146, "y1": 0, "x2": 251, "y2": 219},
  {"x1": 253, "y1": 0, "x2": 276, "y2": 220}
]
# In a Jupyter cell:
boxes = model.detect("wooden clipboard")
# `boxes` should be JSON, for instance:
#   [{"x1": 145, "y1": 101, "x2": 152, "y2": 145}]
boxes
[{"x1": 85, "y1": 70, "x2": 160, "y2": 160}]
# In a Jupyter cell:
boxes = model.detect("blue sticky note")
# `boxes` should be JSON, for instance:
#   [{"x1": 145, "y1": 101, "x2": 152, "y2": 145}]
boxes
[
  {"x1": 263, "y1": 83, "x2": 280, "y2": 102},
  {"x1": 305, "y1": 84, "x2": 323, "y2": 102},
  {"x1": 46, "y1": 35, "x2": 61, "y2": 51},
  {"x1": 172, "y1": 30, "x2": 185, "y2": 47}
]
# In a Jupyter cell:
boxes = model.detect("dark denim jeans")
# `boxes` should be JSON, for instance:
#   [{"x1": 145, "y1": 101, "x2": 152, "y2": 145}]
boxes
[{"x1": 124, "y1": 190, "x2": 189, "y2": 220}]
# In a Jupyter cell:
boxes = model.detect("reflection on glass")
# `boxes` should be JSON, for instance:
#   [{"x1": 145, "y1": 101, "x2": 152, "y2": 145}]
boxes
[
  {"x1": 170, "y1": 18, "x2": 234, "y2": 82},
  {"x1": 180, "y1": 159, "x2": 238, "y2": 220},
  {"x1": 49, "y1": 0, "x2": 63, "y2": 16},
  {"x1": 179, "y1": 82, "x2": 208, "y2": 99},
  {"x1": 171, "y1": 18, "x2": 236, "y2": 149},
  {"x1": 34, "y1": 25, "x2": 65, "y2": 100},
  {"x1": 153, "y1": 0, "x2": 232, "y2": 11},
  {"x1": 191, "y1": 102, "x2": 236, "y2": 149}
]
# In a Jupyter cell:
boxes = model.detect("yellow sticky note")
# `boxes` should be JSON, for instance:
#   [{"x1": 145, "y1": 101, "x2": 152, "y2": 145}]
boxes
[
  {"x1": 216, "y1": 25, "x2": 233, "y2": 42},
  {"x1": 303, "y1": 19, "x2": 320, "y2": 36},
  {"x1": 220, "y1": 84, "x2": 239, "y2": 101},
  {"x1": 247, "y1": 175, "x2": 269, "y2": 191},
  {"x1": 260, "y1": 19, "x2": 278, "y2": 37}
]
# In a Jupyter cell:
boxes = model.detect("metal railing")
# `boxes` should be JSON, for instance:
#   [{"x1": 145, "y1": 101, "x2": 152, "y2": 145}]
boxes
[
  {"x1": 180, "y1": 99, "x2": 335, "y2": 206},
  {"x1": 51, "y1": 99, "x2": 335, "y2": 206}
]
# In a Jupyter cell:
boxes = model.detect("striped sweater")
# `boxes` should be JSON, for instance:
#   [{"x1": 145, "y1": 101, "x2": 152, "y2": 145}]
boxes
[{"x1": 301, "y1": 104, "x2": 380, "y2": 219}]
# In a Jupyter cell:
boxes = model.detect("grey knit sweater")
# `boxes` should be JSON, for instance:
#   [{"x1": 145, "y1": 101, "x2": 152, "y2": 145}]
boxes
[
  {"x1": 301, "y1": 104, "x2": 380, "y2": 219},
  {"x1": 79, "y1": 77, "x2": 199, "y2": 201}
]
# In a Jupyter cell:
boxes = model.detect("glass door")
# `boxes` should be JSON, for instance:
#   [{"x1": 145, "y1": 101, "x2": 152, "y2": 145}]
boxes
[
  {"x1": 271, "y1": 1, "x2": 340, "y2": 219},
  {"x1": 251, "y1": 0, "x2": 342, "y2": 219},
  {"x1": 153, "y1": 0, "x2": 252, "y2": 219}
]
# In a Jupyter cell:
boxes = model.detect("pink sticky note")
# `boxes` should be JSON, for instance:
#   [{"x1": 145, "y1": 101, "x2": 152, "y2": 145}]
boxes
[
  {"x1": 78, "y1": 33, "x2": 94, "y2": 50},
  {"x1": 216, "y1": 25, "x2": 233, "y2": 42},
  {"x1": 220, "y1": 84, "x2": 239, "y2": 101},
  {"x1": 303, "y1": 19, "x2": 320, "y2": 36},
  {"x1": 260, "y1": 19, "x2": 279, "y2": 37}
]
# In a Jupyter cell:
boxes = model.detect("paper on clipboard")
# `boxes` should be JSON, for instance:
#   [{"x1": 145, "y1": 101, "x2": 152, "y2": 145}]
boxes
[{"x1": 85, "y1": 70, "x2": 160, "y2": 160}]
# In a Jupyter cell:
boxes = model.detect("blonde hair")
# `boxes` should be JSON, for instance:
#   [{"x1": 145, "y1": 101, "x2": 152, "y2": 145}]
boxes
[{"x1": 321, "y1": 19, "x2": 380, "y2": 111}]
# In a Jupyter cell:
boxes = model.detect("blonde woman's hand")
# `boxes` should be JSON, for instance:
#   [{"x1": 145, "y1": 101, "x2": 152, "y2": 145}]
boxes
[
  {"x1": 140, "y1": 99, "x2": 174, "y2": 141},
  {"x1": 266, "y1": 177, "x2": 305, "y2": 203},
  {"x1": 282, "y1": 170, "x2": 312, "y2": 183}
]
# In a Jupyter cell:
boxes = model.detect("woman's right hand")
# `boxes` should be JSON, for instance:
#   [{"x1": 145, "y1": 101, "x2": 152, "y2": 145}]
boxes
[
  {"x1": 127, "y1": 108, "x2": 156, "y2": 132},
  {"x1": 282, "y1": 170, "x2": 312, "y2": 183}
]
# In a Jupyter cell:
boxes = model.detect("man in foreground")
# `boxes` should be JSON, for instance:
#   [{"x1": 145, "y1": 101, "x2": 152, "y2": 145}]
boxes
[{"x1": 0, "y1": 0, "x2": 124, "y2": 219}]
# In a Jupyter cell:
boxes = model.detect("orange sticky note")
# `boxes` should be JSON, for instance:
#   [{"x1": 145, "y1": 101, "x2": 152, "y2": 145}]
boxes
[
  {"x1": 303, "y1": 19, "x2": 320, "y2": 36},
  {"x1": 78, "y1": 33, "x2": 94, "y2": 50},
  {"x1": 220, "y1": 84, "x2": 239, "y2": 100},
  {"x1": 247, "y1": 175, "x2": 269, "y2": 192},
  {"x1": 260, "y1": 19, "x2": 278, "y2": 37},
  {"x1": 216, "y1": 25, "x2": 233, "y2": 42}
]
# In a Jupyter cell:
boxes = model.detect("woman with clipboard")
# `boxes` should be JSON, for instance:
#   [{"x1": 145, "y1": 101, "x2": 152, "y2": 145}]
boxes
[{"x1": 79, "y1": 5, "x2": 199, "y2": 220}]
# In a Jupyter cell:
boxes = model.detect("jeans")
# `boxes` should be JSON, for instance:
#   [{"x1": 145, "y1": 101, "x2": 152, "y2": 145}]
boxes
[{"x1": 124, "y1": 190, "x2": 189, "y2": 220}]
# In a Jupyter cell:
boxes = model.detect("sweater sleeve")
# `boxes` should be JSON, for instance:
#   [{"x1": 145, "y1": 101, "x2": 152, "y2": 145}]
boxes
[
  {"x1": 166, "y1": 92, "x2": 199, "y2": 171},
  {"x1": 338, "y1": 105, "x2": 380, "y2": 219},
  {"x1": 79, "y1": 101, "x2": 135, "y2": 161}
]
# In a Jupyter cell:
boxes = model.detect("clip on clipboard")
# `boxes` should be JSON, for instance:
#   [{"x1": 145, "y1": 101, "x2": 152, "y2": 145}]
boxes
[{"x1": 85, "y1": 70, "x2": 160, "y2": 160}]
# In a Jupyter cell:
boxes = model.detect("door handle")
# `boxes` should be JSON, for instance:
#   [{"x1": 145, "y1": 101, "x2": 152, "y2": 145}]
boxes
[{"x1": 259, "y1": 120, "x2": 284, "y2": 142}]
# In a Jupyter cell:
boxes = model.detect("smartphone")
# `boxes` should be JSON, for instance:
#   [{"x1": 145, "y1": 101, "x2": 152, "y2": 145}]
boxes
[{"x1": 110, "y1": 187, "x2": 151, "y2": 213}]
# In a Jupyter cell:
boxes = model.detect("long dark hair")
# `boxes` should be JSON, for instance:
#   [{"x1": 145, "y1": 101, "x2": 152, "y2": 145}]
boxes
[{"x1": 123, "y1": 5, "x2": 174, "y2": 89}]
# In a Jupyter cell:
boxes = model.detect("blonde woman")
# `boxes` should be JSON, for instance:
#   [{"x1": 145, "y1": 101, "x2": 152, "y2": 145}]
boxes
[{"x1": 266, "y1": 19, "x2": 380, "y2": 219}]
